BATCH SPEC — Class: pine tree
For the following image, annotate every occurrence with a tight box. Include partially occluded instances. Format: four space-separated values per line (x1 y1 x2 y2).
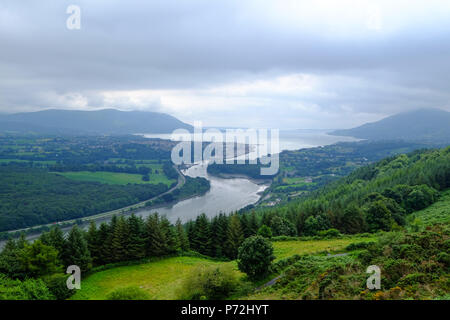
190 213 212 256
19 240 60 277
160 216 179 254
248 211 259 236
127 215 146 260
40 226 66 263
210 214 228 258
240 214 251 238
186 220 195 244
226 214 244 259
175 218 190 251
97 222 112 265
145 213 166 257
111 216 129 262
0 238 25 278
85 222 101 266
99 216 117 264
64 225 92 273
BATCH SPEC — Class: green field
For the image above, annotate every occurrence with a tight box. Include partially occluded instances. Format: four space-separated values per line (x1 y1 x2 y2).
53 170 175 186
71 257 240 300
407 189 450 227
275 182 316 191
271 237 376 261
71 237 373 300
282 177 309 184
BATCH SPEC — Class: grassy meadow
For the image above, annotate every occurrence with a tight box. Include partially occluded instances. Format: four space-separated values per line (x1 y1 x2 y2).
54 169 175 186
71 256 240 300
272 236 376 261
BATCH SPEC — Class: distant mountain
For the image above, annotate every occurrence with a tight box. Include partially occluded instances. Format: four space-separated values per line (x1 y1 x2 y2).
0 109 193 134
329 108 450 144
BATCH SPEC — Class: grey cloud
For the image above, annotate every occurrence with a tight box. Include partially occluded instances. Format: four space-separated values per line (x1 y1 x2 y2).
1 0 450 128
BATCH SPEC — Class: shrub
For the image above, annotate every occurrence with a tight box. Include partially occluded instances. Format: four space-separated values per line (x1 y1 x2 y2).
269 254 301 274
177 265 239 300
397 273 427 287
270 216 297 237
43 274 75 300
106 286 150 300
0 275 54 300
317 228 341 239
345 241 376 251
437 252 450 270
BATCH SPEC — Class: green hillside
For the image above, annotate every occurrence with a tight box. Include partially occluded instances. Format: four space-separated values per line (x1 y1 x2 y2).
407 189 450 228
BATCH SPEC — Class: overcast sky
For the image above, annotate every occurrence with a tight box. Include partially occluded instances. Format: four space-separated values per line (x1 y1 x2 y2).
1 0 450 129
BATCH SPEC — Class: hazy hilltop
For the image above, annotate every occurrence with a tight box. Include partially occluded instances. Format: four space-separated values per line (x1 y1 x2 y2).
330 108 450 144
0 109 193 134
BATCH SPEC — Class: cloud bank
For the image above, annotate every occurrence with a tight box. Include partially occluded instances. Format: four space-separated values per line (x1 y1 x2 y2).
1 0 450 128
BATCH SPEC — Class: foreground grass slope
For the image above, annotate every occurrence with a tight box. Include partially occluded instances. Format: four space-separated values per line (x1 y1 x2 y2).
247 191 450 300
71 237 373 300
71 256 236 300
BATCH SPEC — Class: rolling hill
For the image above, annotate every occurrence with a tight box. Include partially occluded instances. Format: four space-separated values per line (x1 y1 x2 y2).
330 108 450 144
0 109 193 134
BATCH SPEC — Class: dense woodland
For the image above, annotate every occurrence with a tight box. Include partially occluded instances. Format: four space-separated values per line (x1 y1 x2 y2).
0 165 170 231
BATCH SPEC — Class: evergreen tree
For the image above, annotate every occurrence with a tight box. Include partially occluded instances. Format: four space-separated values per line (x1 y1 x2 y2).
19 240 60 277
210 214 228 258
160 216 179 254
248 211 259 236
97 222 112 265
85 222 101 266
40 226 66 263
0 238 26 279
101 216 118 264
175 218 190 252
111 216 129 262
64 225 92 273
240 214 251 238
145 213 166 256
226 214 244 259
127 215 146 260
190 213 212 256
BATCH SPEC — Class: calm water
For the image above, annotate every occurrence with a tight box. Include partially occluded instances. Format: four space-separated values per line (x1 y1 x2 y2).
129 162 267 223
